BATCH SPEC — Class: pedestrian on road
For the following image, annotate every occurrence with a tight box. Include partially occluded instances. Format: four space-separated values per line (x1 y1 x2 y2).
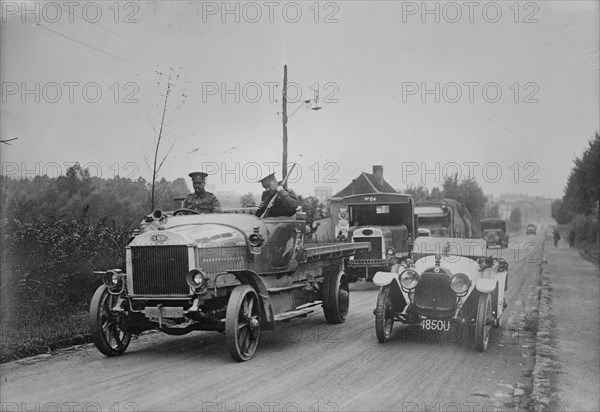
568 229 576 248
553 228 561 247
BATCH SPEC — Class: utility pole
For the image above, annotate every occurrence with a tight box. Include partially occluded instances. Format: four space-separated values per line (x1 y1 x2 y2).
282 64 288 181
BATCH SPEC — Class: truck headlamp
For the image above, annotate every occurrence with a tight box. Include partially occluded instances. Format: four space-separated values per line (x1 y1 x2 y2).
102 269 124 291
450 273 471 296
399 269 419 291
186 269 208 291
386 247 396 256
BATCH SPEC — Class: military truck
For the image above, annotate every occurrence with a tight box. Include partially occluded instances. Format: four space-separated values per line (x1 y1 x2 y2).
415 198 473 239
343 193 416 281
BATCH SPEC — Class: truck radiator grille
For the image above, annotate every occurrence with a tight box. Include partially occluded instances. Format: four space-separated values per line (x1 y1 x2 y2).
353 237 382 260
131 246 189 295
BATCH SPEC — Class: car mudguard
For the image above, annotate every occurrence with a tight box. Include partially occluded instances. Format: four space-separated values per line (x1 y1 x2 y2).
475 278 497 293
373 271 397 287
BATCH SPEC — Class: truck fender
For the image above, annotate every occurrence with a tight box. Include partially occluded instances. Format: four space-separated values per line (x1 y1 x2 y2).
229 270 275 330
476 278 497 293
373 271 397 287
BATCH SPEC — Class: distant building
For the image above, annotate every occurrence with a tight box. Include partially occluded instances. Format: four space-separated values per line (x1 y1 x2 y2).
314 186 333 202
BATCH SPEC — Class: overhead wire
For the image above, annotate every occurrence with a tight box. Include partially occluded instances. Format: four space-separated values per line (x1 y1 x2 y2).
25 17 160 73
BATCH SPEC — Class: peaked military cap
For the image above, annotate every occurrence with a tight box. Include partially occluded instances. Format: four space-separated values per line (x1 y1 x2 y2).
189 171 208 182
259 173 277 185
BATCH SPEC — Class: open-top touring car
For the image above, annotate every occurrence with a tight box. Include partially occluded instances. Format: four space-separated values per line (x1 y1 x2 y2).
90 207 369 361
372 237 508 352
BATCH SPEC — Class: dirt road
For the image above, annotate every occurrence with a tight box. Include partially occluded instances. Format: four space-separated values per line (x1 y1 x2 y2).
1 234 543 412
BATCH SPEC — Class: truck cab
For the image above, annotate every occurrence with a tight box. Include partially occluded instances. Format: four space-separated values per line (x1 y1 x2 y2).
343 193 416 280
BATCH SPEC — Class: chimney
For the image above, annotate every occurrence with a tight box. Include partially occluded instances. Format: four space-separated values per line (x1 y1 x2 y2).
373 165 384 186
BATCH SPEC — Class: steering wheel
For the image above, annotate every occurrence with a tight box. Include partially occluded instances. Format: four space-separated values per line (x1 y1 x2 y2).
172 208 200 216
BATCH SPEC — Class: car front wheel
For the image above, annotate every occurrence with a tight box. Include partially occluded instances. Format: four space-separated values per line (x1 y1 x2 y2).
375 285 394 343
89 285 132 356
475 292 492 352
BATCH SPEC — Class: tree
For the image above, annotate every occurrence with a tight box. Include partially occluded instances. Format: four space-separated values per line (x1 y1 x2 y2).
145 69 187 211
404 184 429 201
240 192 257 207
442 176 487 224
551 199 571 224
298 196 328 240
487 204 500 218
430 187 443 198
563 132 600 217
509 207 522 231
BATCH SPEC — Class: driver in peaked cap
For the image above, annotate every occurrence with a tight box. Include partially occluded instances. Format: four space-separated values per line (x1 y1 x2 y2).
255 173 299 217
182 172 222 213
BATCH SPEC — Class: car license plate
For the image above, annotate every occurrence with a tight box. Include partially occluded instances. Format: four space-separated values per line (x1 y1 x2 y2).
144 306 184 319
420 319 451 331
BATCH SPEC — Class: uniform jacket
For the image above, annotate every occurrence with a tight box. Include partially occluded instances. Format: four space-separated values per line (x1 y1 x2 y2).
182 191 222 213
255 188 299 217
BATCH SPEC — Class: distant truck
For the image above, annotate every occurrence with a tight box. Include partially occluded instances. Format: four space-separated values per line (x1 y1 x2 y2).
343 193 416 281
481 218 509 248
415 198 473 239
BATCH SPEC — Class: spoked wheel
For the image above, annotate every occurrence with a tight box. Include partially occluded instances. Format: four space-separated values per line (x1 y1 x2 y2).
375 285 394 343
475 292 493 352
89 285 132 356
322 269 350 324
226 285 261 362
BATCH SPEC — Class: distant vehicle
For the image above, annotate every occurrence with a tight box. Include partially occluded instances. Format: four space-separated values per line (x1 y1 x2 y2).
526 223 536 235
480 218 509 248
415 198 473 238
373 237 509 352
343 193 416 281
90 207 369 361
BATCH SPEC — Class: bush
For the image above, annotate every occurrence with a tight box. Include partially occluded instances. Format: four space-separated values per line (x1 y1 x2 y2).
570 214 599 244
0 209 132 361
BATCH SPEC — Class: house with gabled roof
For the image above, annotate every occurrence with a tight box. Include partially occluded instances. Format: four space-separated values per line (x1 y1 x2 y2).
315 165 398 241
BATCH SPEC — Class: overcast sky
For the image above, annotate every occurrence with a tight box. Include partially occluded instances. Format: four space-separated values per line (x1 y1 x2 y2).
1 1 598 199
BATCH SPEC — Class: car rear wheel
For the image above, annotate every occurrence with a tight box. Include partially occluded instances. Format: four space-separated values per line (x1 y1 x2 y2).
226 285 261 362
322 269 349 324
89 285 132 356
475 292 492 352
375 285 394 343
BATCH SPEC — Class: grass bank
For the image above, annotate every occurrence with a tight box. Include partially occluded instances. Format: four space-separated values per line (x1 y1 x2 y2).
1 309 90 363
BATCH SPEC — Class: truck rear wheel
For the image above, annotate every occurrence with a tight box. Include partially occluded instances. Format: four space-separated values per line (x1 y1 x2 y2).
322 269 349 324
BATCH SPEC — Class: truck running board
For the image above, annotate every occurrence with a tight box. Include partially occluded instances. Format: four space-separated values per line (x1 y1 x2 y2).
274 309 314 322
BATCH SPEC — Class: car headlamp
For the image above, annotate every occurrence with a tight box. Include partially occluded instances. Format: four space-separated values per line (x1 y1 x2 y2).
186 269 208 291
248 233 262 247
399 269 419 291
450 273 471 296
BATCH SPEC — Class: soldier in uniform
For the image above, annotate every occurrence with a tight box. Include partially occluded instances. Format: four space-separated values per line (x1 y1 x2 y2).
255 173 299 218
182 172 222 213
